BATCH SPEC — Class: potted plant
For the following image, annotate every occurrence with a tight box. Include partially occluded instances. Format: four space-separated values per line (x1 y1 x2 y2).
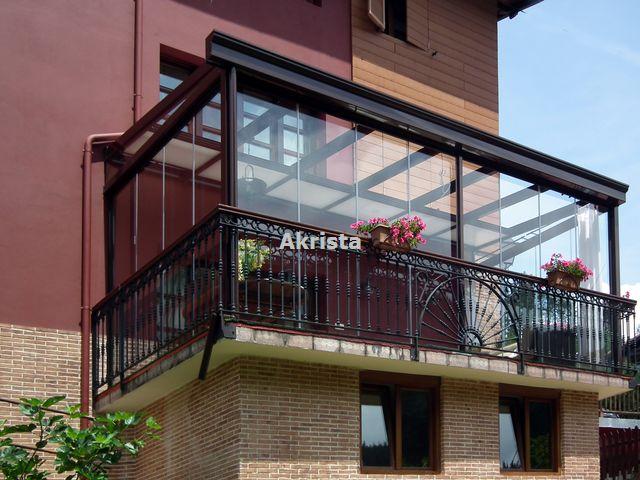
238 238 270 281
351 215 426 252
541 253 593 291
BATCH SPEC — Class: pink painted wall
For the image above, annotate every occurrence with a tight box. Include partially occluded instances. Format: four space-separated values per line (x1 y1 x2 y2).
0 1 133 331
0 0 351 331
139 0 351 114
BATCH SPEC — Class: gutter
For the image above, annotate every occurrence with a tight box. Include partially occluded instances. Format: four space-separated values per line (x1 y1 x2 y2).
81 133 123 426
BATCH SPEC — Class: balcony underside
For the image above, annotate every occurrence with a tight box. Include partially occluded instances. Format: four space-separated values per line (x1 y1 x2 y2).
95 323 631 413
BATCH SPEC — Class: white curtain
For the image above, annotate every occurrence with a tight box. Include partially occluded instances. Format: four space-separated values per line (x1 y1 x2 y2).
577 204 602 291
577 203 601 361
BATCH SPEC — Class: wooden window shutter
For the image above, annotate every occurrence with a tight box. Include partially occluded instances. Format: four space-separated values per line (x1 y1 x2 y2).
368 0 385 30
407 0 428 50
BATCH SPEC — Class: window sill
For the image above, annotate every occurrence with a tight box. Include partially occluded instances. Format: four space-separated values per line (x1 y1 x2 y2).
361 468 440 475
501 470 560 476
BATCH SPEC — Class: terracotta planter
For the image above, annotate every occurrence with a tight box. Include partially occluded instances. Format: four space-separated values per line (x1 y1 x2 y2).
370 225 411 252
546 270 581 291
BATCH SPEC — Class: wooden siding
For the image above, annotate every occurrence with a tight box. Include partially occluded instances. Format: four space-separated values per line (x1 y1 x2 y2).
352 0 499 134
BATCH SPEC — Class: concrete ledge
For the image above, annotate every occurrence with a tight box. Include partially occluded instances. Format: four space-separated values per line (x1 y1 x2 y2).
228 325 631 398
95 323 633 412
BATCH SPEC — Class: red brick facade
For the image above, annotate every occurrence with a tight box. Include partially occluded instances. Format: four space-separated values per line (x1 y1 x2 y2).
110 357 600 479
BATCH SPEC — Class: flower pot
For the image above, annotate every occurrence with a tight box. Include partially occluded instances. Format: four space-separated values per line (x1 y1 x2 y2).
546 270 581 291
370 225 411 252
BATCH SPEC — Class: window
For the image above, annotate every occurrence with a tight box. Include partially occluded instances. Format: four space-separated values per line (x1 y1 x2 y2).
160 60 222 142
384 0 407 41
499 389 558 472
360 372 439 472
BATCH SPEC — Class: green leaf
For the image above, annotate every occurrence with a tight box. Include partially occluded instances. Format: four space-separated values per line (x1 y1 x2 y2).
145 417 161 430
19 397 43 407
42 395 67 408
0 423 37 436
35 440 48 449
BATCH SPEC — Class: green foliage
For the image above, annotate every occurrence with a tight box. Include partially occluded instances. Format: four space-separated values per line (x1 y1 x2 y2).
0 396 160 480
238 238 270 281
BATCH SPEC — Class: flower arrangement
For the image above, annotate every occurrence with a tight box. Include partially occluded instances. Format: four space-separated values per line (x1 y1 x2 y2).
350 217 388 235
351 215 427 249
541 253 593 281
238 238 270 281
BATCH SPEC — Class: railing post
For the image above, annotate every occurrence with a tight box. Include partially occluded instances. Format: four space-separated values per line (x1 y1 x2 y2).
223 221 237 314
106 308 115 388
91 312 97 398
118 297 126 389
611 305 621 372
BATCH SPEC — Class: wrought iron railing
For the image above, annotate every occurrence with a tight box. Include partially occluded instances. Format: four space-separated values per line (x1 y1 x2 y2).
602 386 640 418
92 206 637 396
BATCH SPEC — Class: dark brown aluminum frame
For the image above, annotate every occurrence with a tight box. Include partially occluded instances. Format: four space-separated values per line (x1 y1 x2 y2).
359 371 441 475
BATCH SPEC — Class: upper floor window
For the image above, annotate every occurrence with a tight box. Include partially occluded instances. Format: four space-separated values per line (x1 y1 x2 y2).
160 61 191 99
499 389 558 472
384 0 407 41
160 59 222 142
360 372 439 472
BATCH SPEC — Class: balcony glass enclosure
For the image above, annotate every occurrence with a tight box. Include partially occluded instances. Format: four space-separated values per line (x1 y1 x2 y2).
108 77 613 293
93 34 635 396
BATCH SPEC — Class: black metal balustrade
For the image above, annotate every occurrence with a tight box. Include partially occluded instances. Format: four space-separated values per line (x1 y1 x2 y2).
92 206 637 396
602 387 640 418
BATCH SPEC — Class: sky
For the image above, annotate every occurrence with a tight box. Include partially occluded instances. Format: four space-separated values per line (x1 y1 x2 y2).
498 0 640 298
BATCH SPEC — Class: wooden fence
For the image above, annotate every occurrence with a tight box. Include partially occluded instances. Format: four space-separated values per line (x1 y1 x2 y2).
601 427 640 480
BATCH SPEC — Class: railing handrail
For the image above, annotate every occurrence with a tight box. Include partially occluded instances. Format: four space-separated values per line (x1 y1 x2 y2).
95 204 636 313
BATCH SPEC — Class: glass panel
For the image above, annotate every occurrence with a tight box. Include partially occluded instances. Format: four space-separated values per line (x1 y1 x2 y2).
497 176 540 275
356 130 409 222
462 158 610 291
539 190 578 269
111 181 134 286
361 386 393 467
463 161 500 264
529 401 553 470
299 114 356 231
499 399 523 470
409 144 456 256
107 81 223 290
137 164 163 268
400 390 431 468
237 90 299 221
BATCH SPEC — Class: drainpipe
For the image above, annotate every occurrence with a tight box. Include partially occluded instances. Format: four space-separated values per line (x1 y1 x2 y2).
81 133 123 426
133 0 143 121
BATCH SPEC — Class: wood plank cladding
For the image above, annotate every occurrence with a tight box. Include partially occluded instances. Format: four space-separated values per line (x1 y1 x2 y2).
352 0 499 134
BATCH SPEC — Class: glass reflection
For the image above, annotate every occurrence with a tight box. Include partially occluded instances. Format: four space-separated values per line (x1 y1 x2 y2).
361 387 393 467
400 390 430 468
236 88 457 255
529 401 553 470
109 85 222 290
463 159 610 292
499 400 522 470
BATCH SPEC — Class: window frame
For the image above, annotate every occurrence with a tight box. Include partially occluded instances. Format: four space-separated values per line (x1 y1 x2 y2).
360 371 440 474
499 385 560 474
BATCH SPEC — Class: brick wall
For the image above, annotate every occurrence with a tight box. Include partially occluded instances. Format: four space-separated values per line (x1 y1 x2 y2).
113 357 601 479
110 359 242 479
352 0 499 134
0 323 82 478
